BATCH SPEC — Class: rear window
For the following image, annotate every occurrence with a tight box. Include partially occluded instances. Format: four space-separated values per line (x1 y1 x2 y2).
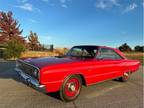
97 48 123 60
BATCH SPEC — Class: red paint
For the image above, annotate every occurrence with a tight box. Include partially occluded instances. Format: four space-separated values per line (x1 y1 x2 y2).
21 46 140 93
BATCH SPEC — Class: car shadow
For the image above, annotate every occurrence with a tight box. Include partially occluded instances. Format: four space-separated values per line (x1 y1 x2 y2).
46 92 61 100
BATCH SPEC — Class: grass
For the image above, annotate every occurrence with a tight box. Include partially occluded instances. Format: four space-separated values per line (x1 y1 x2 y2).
20 50 143 64
20 48 68 58
124 52 143 64
21 51 59 58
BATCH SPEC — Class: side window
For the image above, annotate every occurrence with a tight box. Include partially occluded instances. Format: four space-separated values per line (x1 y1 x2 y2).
82 49 91 57
71 48 82 56
97 48 123 60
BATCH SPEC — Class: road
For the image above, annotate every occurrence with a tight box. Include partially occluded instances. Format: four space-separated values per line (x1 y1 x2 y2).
0 60 143 108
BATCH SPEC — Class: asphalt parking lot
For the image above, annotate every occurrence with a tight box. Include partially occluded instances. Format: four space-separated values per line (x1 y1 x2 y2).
0 60 143 108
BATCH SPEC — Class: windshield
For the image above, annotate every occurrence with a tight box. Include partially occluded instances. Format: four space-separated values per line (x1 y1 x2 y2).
66 46 98 59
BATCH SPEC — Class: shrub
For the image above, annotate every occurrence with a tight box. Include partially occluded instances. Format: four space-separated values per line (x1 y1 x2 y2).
134 45 144 52
4 38 25 59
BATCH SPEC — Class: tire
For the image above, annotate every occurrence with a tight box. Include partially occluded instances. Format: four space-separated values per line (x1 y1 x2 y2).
119 72 131 82
60 75 82 102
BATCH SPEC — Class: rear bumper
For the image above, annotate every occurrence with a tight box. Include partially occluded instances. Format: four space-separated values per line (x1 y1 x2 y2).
15 68 46 92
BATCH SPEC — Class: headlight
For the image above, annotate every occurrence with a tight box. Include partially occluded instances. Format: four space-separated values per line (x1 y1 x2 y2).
33 69 38 77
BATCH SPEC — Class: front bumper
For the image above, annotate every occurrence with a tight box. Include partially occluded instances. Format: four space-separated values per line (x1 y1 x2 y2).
15 68 46 91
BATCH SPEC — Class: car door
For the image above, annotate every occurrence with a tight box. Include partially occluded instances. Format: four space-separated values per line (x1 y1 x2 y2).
87 47 124 84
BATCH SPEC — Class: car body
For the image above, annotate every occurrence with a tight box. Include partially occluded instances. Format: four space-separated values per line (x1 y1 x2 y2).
15 45 140 102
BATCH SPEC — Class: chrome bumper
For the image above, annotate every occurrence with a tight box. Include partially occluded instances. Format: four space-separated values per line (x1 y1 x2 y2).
15 68 45 89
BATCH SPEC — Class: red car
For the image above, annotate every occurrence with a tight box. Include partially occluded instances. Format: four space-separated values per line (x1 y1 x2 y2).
15 45 140 102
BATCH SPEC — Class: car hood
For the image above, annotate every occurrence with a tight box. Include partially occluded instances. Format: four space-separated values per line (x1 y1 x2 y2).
23 57 79 68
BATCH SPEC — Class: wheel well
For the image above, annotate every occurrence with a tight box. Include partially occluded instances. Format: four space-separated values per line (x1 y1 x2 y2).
63 74 87 86
78 74 86 86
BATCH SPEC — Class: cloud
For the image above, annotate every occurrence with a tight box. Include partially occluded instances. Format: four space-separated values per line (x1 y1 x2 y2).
95 1 107 9
41 0 49 2
123 3 137 13
15 3 33 11
59 0 72 3
60 0 66 3
61 4 68 8
59 0 72 8
95 0 120 9
29 19 38 23
109 0 119 6
15 3 40 12
18 0 28 3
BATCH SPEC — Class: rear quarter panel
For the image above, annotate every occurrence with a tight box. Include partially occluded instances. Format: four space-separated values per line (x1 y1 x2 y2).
124 60 140 73
111 49 140 75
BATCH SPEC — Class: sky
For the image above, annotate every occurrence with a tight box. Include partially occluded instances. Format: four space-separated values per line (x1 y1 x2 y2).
0 0 143 48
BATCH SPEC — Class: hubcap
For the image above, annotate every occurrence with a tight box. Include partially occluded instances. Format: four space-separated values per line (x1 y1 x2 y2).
68 83 76 92
65 78 80 97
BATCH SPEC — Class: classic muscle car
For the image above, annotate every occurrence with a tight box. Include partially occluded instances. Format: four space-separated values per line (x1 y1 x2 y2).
15 45 140 102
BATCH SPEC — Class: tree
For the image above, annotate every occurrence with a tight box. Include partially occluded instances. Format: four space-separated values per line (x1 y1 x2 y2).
50 44 54 52
118 43 132 52
28 31 41 51
4 38 25 59
0 11 26 59
0 11 25 44
134 45 144 52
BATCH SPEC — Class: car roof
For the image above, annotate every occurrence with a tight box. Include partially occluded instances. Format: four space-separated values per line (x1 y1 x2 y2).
73 45 115 50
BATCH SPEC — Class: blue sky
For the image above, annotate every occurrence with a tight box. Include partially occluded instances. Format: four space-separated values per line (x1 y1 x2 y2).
0 0 143 48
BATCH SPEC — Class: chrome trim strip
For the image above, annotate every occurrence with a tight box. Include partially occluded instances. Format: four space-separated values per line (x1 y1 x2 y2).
17 59 40 70
15 68 44 88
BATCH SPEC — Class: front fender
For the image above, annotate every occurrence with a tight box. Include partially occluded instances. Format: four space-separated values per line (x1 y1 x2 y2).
39 67 86 93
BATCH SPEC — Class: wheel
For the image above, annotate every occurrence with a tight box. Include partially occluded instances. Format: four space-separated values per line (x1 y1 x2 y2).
60 75 82 102
119 72 131 82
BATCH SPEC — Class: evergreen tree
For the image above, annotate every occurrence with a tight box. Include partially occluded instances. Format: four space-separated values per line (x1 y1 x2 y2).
118 43 132 52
